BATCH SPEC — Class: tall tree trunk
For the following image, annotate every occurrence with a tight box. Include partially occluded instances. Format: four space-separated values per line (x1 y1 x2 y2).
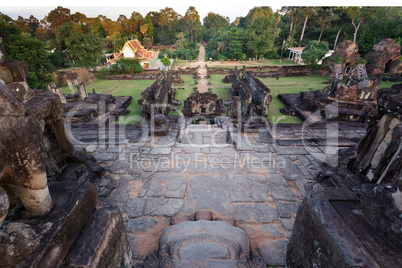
318 28 324 43
352 18 364 43
288 14 294 39
300 13 309 42
333 24 343 50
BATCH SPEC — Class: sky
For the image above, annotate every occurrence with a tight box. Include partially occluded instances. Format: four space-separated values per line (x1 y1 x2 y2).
1 0 397 23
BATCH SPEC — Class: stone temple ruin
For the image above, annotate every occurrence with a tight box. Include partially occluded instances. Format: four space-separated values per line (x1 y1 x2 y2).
0 37 131 267
287 84 402 267
1 29 402 267
278 40 401 123
138 71 181 120
182 91 226 120
225 71 272 132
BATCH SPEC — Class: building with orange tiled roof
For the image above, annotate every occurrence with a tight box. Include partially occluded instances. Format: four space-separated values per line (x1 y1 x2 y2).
106 39 159 69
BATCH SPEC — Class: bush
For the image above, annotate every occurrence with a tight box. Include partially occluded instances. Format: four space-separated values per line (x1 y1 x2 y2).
96 67 110 79
302 41 329 68
265 49 280 59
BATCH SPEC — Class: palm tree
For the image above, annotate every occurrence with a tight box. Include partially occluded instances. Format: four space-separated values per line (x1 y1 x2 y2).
175 32 186 49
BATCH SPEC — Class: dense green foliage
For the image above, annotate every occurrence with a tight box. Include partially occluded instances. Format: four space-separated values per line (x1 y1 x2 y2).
1 5 401 87
0 21 55 89
302 41 329 68
54 22 103 68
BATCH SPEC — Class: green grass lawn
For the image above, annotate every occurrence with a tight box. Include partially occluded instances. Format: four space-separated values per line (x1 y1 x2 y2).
170 75 197 115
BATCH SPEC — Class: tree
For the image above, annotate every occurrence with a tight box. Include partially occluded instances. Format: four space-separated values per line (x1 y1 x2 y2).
301 40 329 68
202 12 229 42
72 12 87 24
300 7 314 43
161 56 171 70
0 21 55 89
245 16 275 59
123 12 144 38
344 7 375 43
314 7 333 43
55 22 103 67
45 6 72 33
140 24 148 38
183 6 201 43
175 32 187 49
159 7 179 31
222 27 245 60
245 6 274 26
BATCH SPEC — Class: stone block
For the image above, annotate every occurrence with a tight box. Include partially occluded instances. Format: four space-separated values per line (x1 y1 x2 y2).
63 203 132 268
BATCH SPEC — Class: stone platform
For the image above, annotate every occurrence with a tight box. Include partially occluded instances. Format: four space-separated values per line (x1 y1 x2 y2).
67 120 366 266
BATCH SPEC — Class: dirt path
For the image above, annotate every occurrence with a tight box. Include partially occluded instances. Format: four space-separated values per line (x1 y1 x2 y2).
197 45 208 93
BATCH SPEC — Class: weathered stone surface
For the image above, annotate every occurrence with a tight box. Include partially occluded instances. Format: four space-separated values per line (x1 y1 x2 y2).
144 197 183 217
321 40 361 78
125 198 146 218
233 203 278 223
277 156 305 180
248 175 269 202
149 114 170 136
63 203 132 268
0 187 9 227
158 220 251 267
182 91 225 118
287 188 402 268
365 38 402 76
126 217 159 233
276 202 299 219
5 182 98 268
184 175 231 216
228 175 252 202
259 239 288 266
225 71 272 121
138 72 181 119
271 183 295 201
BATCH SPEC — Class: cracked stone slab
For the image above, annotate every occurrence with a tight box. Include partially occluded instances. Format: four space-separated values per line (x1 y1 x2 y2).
276 156 305 180
125 198 146 218
270 183 295 202
228 175 252 202
258 239 289 266
233 203 278 223
276 202 299 219
184 175 231 216
247 175 269 202
146 173 187 198
144 197 183 217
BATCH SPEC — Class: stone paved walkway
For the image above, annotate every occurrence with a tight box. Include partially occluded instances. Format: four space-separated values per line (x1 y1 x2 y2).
197 45 208 93
70 121 366 266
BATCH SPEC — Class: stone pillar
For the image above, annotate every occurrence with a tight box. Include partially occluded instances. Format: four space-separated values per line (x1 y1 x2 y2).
54 87 67 104
67 80 75 94
46 82 56 93
77 82 88 100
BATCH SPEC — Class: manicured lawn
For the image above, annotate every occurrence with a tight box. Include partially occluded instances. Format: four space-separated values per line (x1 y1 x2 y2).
208 74 232 102
170 75 197 115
